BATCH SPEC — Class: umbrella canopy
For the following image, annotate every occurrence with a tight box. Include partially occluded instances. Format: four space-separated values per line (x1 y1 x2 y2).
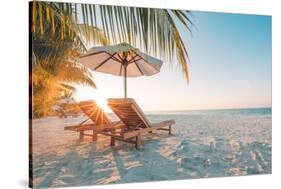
79 43 163 98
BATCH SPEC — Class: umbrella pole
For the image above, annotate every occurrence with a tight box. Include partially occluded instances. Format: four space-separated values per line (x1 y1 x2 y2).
124 63 127 99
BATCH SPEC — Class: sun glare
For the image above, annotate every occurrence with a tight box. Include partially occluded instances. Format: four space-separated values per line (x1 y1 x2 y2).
95 97 111 113
74 85 112 113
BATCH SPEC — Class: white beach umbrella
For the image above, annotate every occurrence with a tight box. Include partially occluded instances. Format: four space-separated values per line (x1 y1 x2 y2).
79 43 163 98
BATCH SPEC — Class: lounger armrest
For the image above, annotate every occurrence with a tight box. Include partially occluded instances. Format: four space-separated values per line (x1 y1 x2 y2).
64 123 96 131
150 120 175 127
122 120 176 139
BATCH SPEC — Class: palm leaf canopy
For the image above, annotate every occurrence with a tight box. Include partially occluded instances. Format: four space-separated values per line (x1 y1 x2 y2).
32 1 194 82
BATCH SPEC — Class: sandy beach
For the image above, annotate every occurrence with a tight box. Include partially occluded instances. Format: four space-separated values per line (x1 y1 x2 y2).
31 111 272 188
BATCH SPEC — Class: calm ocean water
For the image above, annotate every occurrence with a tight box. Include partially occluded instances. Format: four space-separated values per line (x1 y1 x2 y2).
146 107 272 116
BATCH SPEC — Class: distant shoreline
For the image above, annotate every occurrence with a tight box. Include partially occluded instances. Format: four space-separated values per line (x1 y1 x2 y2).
31 107 272 120
144 107 272 115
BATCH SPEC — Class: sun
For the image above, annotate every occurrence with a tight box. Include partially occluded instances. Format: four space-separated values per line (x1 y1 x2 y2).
73 85 112 113
94 97 111 113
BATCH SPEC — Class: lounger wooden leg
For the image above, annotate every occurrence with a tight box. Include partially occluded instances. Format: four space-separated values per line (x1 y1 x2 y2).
136 133 142 150
79 131 84 139
169 125 172 135
91 129 97 141
92 134 98 141
110 136 115 146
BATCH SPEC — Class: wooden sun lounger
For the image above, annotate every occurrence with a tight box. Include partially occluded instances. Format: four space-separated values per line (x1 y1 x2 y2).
64 100 124 141
107 98 176 149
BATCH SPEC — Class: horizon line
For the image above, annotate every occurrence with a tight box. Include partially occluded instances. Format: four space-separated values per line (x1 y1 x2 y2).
102 106 272 113
140 106 272 113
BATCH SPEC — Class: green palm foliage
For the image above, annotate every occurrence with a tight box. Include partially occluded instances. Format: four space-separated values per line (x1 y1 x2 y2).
31 2 108 118
31 1 193 118
32 1 193 81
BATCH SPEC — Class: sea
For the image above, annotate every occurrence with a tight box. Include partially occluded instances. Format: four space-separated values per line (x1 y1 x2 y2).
146 107 272 116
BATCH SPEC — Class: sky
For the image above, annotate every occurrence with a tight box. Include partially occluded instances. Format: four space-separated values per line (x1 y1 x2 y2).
74 10 272 112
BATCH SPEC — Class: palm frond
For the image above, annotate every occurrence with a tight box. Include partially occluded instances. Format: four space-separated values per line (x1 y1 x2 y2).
30 1 195 117
31 2 194 82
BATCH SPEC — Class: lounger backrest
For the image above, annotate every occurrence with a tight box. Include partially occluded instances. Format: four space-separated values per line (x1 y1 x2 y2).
79 100 111 127
108 98 150 129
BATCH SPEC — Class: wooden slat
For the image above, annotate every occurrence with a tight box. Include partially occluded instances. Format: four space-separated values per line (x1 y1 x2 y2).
64 124 96 131
99 132 122 138
157 128 170 131
108 99 150 128
123 120 175 139
83 133 95 137
130 104 150 128
150 120 175 127
66 122 125 134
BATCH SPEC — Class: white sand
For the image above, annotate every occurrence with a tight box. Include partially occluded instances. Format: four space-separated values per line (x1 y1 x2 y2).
31 114 271 188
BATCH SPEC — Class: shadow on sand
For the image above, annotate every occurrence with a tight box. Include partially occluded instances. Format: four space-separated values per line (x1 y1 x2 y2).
32 134 271 188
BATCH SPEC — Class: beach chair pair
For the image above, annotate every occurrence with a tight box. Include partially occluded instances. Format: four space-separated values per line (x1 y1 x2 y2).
64 98 175 149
